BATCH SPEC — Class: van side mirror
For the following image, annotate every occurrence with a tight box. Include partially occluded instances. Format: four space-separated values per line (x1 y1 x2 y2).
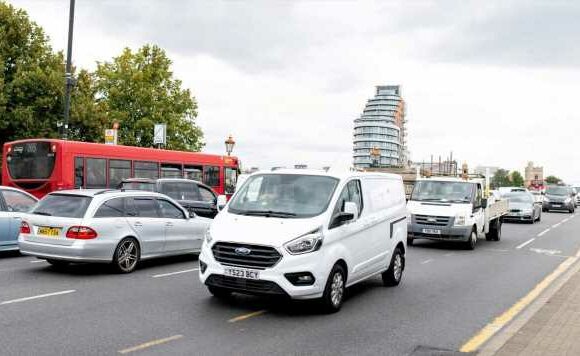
330 202 358 229
217 195 227 211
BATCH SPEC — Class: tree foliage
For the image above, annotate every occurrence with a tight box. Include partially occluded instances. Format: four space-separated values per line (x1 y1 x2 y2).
491 169 511 188
545 175 562 185
510 171 524 187
94 45 203 151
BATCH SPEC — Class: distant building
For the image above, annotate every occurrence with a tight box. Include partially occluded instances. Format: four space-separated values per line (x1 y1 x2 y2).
353 85 407 169
475 166 500 177
525 161 544 188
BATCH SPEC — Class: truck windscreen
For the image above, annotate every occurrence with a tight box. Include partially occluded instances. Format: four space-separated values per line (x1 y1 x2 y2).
411 181 474 203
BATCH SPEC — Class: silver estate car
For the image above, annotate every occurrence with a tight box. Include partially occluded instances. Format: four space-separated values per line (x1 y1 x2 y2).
18 190 210 273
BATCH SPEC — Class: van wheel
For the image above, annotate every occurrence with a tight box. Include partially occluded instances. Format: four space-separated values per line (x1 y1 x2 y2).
113 238 140 273
207 286 232 299
466 229 477 250
382 247 404 287
320 264 346 313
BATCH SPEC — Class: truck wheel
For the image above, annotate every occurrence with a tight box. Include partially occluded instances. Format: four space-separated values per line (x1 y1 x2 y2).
466 229 477 250
407 237 414 246
382 247 404 287
491 220 502 241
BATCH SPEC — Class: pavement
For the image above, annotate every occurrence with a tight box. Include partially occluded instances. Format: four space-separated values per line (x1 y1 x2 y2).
0 211 579 355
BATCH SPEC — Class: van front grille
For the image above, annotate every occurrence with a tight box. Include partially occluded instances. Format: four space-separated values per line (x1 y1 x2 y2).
414 214 450 226
211 242 282 269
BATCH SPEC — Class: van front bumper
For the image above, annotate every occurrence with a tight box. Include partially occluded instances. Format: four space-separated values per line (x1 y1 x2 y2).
198 244 327 300
407 222 472 242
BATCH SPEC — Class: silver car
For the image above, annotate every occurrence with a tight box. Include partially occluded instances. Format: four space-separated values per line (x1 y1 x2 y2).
18 190 209 273
503 192 542 223
0 187 38 252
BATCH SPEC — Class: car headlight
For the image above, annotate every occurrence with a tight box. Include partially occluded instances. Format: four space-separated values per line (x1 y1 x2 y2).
565 197 572 203
523 209 533 214
284 227 323 255
454 215 466 226
543 197 549 203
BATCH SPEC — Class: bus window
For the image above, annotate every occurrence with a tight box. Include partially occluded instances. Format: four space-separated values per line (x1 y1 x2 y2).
161 163 182 178
109 160 131 188
74 157 84 188
225 167 237 194
86 158 107 188
134 161 159 179
184 165 202 181
203 166 220 187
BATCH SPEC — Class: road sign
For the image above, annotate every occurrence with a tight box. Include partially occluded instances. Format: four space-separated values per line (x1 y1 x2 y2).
154 124 166 145
104 129 117 145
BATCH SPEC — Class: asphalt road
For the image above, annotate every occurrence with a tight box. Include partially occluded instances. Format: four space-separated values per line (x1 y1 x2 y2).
1 211 579 356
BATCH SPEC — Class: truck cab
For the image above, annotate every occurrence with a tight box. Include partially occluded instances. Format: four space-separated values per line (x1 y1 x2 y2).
407 177 505 249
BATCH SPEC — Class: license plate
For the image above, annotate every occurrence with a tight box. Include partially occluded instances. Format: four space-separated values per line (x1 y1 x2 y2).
223 267 260 280
38 227 61 237
553 204 561 208
422 228 441 235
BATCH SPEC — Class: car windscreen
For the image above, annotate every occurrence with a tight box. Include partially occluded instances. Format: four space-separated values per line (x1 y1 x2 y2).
546 187 569 196
120 182 157 192
505 193 534 203
411 181 474 203
228 174 339 218
32 194 92 218
7 141 56 179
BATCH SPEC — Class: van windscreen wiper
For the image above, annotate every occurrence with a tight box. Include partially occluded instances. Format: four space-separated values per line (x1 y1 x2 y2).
240 210 297 218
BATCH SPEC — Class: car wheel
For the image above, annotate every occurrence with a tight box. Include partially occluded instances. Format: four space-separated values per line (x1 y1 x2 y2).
113 238 140 273
320 264 346 313
382 247 404 287
207 286 232 298
466 229 477 250
46 259 70 268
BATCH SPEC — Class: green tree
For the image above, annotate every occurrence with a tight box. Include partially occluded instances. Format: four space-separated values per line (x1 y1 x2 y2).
94 45 203 150
545 175 562 185
510 171 524 187
491 169 511 188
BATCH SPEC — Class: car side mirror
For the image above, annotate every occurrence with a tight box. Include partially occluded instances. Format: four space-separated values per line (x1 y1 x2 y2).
217 195 227 211
330 202 357 229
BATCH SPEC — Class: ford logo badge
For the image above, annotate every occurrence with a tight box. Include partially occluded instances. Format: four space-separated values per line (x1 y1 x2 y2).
427 217 437 222
234 247 251 255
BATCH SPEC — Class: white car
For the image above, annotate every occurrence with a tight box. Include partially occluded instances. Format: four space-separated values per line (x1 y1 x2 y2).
19 190 210 273
199 170 408 312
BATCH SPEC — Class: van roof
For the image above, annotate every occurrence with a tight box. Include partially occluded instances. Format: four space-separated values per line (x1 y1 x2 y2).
250 168 402 181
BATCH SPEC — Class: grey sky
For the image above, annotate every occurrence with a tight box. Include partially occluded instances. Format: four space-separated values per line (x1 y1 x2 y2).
10 0 580 181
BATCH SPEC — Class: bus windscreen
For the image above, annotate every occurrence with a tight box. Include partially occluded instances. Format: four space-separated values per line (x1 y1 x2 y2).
7 142 56 179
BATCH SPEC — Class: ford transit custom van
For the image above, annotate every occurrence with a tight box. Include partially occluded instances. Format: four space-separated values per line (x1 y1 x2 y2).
198 170 407 312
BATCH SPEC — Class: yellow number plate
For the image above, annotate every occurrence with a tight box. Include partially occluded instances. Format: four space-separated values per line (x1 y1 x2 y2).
38 227 61 237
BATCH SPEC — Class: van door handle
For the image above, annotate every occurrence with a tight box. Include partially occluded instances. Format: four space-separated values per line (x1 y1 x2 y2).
134 222 143 227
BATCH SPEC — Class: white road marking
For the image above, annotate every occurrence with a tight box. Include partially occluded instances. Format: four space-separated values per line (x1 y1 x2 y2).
152 268 199 278
562 218 570 223
29 260 45 264
0 290 76 306
530 248 562 256
516 238 535 249
537 228 551 237
552 222 561 228
421 259 434 264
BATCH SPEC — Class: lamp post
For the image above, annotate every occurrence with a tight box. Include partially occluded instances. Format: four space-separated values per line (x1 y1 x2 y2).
370 147 381 168
225 135 235 156
62 0 75 140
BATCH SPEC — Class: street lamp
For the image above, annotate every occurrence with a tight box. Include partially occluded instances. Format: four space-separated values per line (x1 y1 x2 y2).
225 135 235 156
370 147 381 168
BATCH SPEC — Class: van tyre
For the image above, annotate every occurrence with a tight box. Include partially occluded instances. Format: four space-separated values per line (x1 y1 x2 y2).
466 229 477 250
382 247 404 287
113 238 140 273
207 286 232 299
320 264 346 313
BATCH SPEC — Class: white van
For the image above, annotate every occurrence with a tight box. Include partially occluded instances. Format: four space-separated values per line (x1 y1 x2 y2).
199 169 407 312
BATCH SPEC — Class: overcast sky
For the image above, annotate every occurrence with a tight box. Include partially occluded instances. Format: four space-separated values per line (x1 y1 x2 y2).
10 0 580 182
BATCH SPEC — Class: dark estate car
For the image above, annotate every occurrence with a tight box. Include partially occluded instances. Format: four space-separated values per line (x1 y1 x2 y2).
543 185 576 213
120 178 218 218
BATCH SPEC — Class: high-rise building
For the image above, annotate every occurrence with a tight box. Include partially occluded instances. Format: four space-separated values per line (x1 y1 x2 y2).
353 85 407 169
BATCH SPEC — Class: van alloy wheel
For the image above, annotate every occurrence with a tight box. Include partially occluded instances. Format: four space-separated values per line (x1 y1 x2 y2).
393 253 403 282
321 264 346 313
330 272 344 308
383 247 404 286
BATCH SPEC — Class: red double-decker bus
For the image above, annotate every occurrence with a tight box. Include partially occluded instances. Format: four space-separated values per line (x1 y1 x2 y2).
2 139 239 199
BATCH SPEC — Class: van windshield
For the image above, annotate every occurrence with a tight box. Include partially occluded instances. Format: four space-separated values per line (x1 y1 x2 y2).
228 174 339 218
411 181 474 203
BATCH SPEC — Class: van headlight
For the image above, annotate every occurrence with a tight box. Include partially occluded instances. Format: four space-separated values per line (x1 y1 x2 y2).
454 215 467 226
284 227 323 255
